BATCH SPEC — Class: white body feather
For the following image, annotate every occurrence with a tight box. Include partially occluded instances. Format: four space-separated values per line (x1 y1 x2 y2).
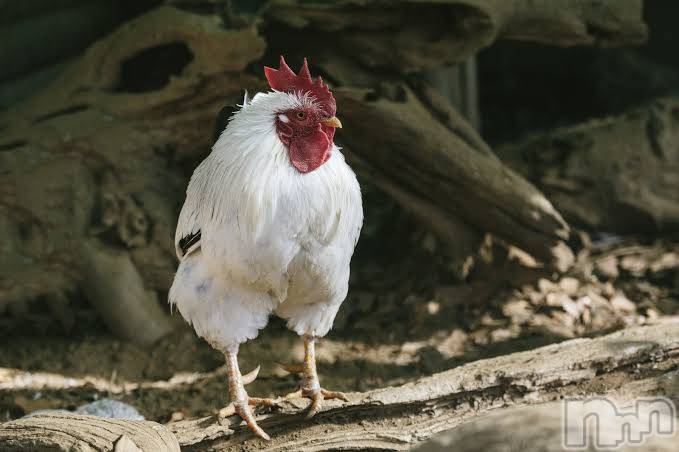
169 91 363 352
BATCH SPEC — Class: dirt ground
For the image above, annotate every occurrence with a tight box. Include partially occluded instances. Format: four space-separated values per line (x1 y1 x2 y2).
1 227 678 425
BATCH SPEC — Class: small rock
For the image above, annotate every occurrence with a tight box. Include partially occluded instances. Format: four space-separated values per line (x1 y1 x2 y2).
595 256 619 280
502 299 533 324
490 328 513 342
436 329 468 358
558 277 580 296
545 292 574 308
426 300 440 315
75 399 144 420
620 255 648 276
537 278 556 293
169 411 185 422
601 281 616 297
610 293 636 313
528 291 544 305
650 252 679 273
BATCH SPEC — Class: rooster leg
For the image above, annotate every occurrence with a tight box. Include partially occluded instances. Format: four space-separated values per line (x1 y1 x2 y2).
280 335 349 418
217 351 272 441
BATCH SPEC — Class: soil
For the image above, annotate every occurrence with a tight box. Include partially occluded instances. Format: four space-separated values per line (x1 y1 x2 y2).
1 226 678 425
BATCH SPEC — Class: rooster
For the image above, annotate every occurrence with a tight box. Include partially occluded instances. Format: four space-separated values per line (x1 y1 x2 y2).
169 56 363 439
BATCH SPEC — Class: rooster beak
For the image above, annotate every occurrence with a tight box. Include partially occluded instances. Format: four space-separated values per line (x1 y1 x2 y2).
321 116 342 128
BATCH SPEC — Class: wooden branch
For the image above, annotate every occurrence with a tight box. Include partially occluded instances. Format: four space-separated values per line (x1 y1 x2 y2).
265 0 647 73
499 96 679 233
335 85 574 271
413 399 679 452
80 240 173 346
1 324 676 450
0 412 180 452
167 323 678 450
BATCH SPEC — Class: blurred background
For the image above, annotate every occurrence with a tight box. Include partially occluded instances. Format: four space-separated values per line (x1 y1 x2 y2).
1 0 677 425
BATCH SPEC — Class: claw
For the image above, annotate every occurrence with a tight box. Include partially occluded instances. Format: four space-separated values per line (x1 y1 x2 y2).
217 399 273 440
242 365 260 385
234 402 270 441
277 362 305 374
306 392 323 419
303 389 348 418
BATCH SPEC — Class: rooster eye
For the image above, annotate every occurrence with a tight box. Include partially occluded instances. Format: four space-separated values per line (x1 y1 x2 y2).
296 111 306 120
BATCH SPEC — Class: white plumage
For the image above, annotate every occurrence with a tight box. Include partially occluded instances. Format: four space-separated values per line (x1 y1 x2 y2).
169 90 363 353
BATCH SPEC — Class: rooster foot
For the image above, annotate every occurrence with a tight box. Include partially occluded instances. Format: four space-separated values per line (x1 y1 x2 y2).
217 397 275 440
278 335 349 419
222 356 273 440
282 387 349 418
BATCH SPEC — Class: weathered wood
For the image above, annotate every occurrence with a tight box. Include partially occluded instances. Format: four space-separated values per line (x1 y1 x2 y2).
499 97 679 233
264 0 647 74
335 85 574 271
414 399 679 452
166 323 679 451
0 325 675 450
0 412 181 452
0 6 266 340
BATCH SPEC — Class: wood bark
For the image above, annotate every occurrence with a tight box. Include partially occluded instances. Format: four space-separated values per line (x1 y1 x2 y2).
0 0 648 334
1 323 676 450
499 97 679 233
0 6 267 344
0 412 181 452
264 0 647 74
413 400 679 452
169 323 679 451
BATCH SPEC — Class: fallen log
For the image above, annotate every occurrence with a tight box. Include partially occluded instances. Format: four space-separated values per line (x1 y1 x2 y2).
264 0 647 74
499 97 679 233
335 84 574 271
0 412 181 452
414 399 678 452
1 323 676 451
168 323 678 451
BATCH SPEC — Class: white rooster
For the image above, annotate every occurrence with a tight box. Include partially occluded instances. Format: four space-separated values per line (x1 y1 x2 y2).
169 56 363 439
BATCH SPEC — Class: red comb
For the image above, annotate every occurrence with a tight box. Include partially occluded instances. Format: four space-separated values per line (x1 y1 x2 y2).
264 56 336 116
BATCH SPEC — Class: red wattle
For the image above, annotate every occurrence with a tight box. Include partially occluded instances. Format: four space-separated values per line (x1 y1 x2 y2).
288 126 331 173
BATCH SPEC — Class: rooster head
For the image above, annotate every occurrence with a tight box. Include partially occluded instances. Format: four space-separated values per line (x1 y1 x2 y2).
264 56 341 173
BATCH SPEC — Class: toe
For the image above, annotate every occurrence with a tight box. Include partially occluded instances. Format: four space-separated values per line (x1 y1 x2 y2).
217 403 236 423
249 397 276 407
321 389 349 402
305 391 324 419
234 402 270 441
